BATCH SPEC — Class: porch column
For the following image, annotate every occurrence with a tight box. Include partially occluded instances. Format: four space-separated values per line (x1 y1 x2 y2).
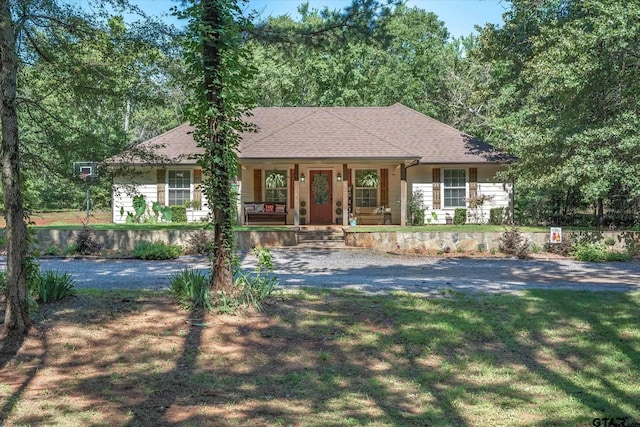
400 164 407 226
342 164 349 226
294 164 300 226
236 177 243 225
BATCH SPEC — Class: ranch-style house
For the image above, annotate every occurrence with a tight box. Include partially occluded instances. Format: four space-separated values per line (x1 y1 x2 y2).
109 103 512 226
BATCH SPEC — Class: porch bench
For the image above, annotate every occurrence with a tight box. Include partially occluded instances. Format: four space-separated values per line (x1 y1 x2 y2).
244 202 287 225
355 207 391 225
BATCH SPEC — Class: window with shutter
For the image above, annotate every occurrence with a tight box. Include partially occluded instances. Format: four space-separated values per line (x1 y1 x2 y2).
168 170 191 206
380 168 389 207
432 168 441 209
253 169 262 201
444 169 466 208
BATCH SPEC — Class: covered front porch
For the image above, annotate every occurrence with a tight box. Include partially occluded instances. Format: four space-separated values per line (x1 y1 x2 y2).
236 161 414 227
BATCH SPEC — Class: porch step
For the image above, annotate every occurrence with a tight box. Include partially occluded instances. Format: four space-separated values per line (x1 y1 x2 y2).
297 227 347 248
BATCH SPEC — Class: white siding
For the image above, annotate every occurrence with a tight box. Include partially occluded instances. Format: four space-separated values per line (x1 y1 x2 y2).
408 164 511 224
112 168 156 223
112 168 211 224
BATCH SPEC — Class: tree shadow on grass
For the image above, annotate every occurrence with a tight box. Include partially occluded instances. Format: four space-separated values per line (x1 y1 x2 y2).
2 287 639 426
0 322 47 425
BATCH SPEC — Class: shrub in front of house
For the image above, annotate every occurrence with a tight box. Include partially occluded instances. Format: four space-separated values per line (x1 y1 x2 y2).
186 229 215 255
74 224 103 255
499 227 530 258
170 205 187 223
489 207 505 225
133 240 182 260
453 208 467 225
570 241 631 262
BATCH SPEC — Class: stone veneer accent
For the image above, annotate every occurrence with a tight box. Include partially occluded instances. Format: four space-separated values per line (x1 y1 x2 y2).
13 229 639 254
29 229 298 252
344 231 638 253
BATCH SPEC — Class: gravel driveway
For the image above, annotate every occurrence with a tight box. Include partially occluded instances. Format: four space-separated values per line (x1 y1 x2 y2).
25 249 640 294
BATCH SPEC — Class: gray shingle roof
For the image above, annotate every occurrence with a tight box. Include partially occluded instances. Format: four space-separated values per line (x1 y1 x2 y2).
109 104 507 165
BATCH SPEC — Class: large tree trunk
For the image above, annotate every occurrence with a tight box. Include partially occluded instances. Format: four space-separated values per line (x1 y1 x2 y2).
597 197 604 228
1 0 30 334
202 0 233 292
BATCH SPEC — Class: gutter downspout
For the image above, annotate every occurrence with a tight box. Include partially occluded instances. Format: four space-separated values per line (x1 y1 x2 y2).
400 160 420 226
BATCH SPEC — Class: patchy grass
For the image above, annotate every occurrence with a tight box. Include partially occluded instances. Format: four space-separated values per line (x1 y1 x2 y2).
1 289 639 426
349 225 547 233
33 222 208 231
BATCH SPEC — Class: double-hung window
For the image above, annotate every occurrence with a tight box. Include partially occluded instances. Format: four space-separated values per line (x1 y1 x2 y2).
264 170 287 203
168 170 191 206
354 169 378 207
443 169 466 208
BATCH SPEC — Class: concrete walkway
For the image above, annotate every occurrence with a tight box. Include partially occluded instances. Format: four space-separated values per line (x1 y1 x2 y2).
21 250 640 294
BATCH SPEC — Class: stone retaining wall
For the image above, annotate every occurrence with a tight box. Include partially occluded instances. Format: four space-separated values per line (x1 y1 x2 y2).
30 229 298 252
14 228 640 254
345 230 638 253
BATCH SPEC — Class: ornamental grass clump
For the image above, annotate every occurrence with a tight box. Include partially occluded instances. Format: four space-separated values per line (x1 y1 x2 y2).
34 270 76 303
170 267 213 312
234 247 278 311
169 248 278 313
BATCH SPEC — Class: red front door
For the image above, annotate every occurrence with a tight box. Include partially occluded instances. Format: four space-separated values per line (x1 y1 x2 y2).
309 170 333 224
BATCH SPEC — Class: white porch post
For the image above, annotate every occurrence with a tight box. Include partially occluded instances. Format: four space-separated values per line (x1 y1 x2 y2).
342 164 349 226
400 164 407 226
236 177 243 225
294 164 300 226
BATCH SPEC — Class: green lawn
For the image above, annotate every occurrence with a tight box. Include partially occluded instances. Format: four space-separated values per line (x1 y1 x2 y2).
2 289 638 426
33 222 208 231
348 224 547 232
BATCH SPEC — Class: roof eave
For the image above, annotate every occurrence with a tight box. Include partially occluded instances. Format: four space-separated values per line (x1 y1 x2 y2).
238 155 420 163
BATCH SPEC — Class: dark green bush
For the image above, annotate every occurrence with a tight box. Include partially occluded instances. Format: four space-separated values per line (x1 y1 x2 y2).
0 271 6 296
43 245 62 256
453 208 467 225
489 207 505 225
570 242 631 262
605 252 632 262
170 205 187 223
34 270 76 303
133 240 182 260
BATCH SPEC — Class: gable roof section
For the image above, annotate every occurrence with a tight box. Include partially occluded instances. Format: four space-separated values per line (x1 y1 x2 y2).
109 104 507 165
240 107 416 160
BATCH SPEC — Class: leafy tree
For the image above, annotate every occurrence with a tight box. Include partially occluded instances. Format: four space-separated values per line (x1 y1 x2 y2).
474 0 640 225
179 0 255 292
245 3 454 117
15 11 185 211
1 0 178 335
1 0 30 334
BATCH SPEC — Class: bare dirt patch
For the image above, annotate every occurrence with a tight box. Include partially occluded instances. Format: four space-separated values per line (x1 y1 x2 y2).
0 210 111 227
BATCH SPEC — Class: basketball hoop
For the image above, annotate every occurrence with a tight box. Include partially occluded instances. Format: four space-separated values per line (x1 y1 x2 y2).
73 161 97 224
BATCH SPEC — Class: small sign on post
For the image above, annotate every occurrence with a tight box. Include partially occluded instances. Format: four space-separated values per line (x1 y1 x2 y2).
550 227 562 243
